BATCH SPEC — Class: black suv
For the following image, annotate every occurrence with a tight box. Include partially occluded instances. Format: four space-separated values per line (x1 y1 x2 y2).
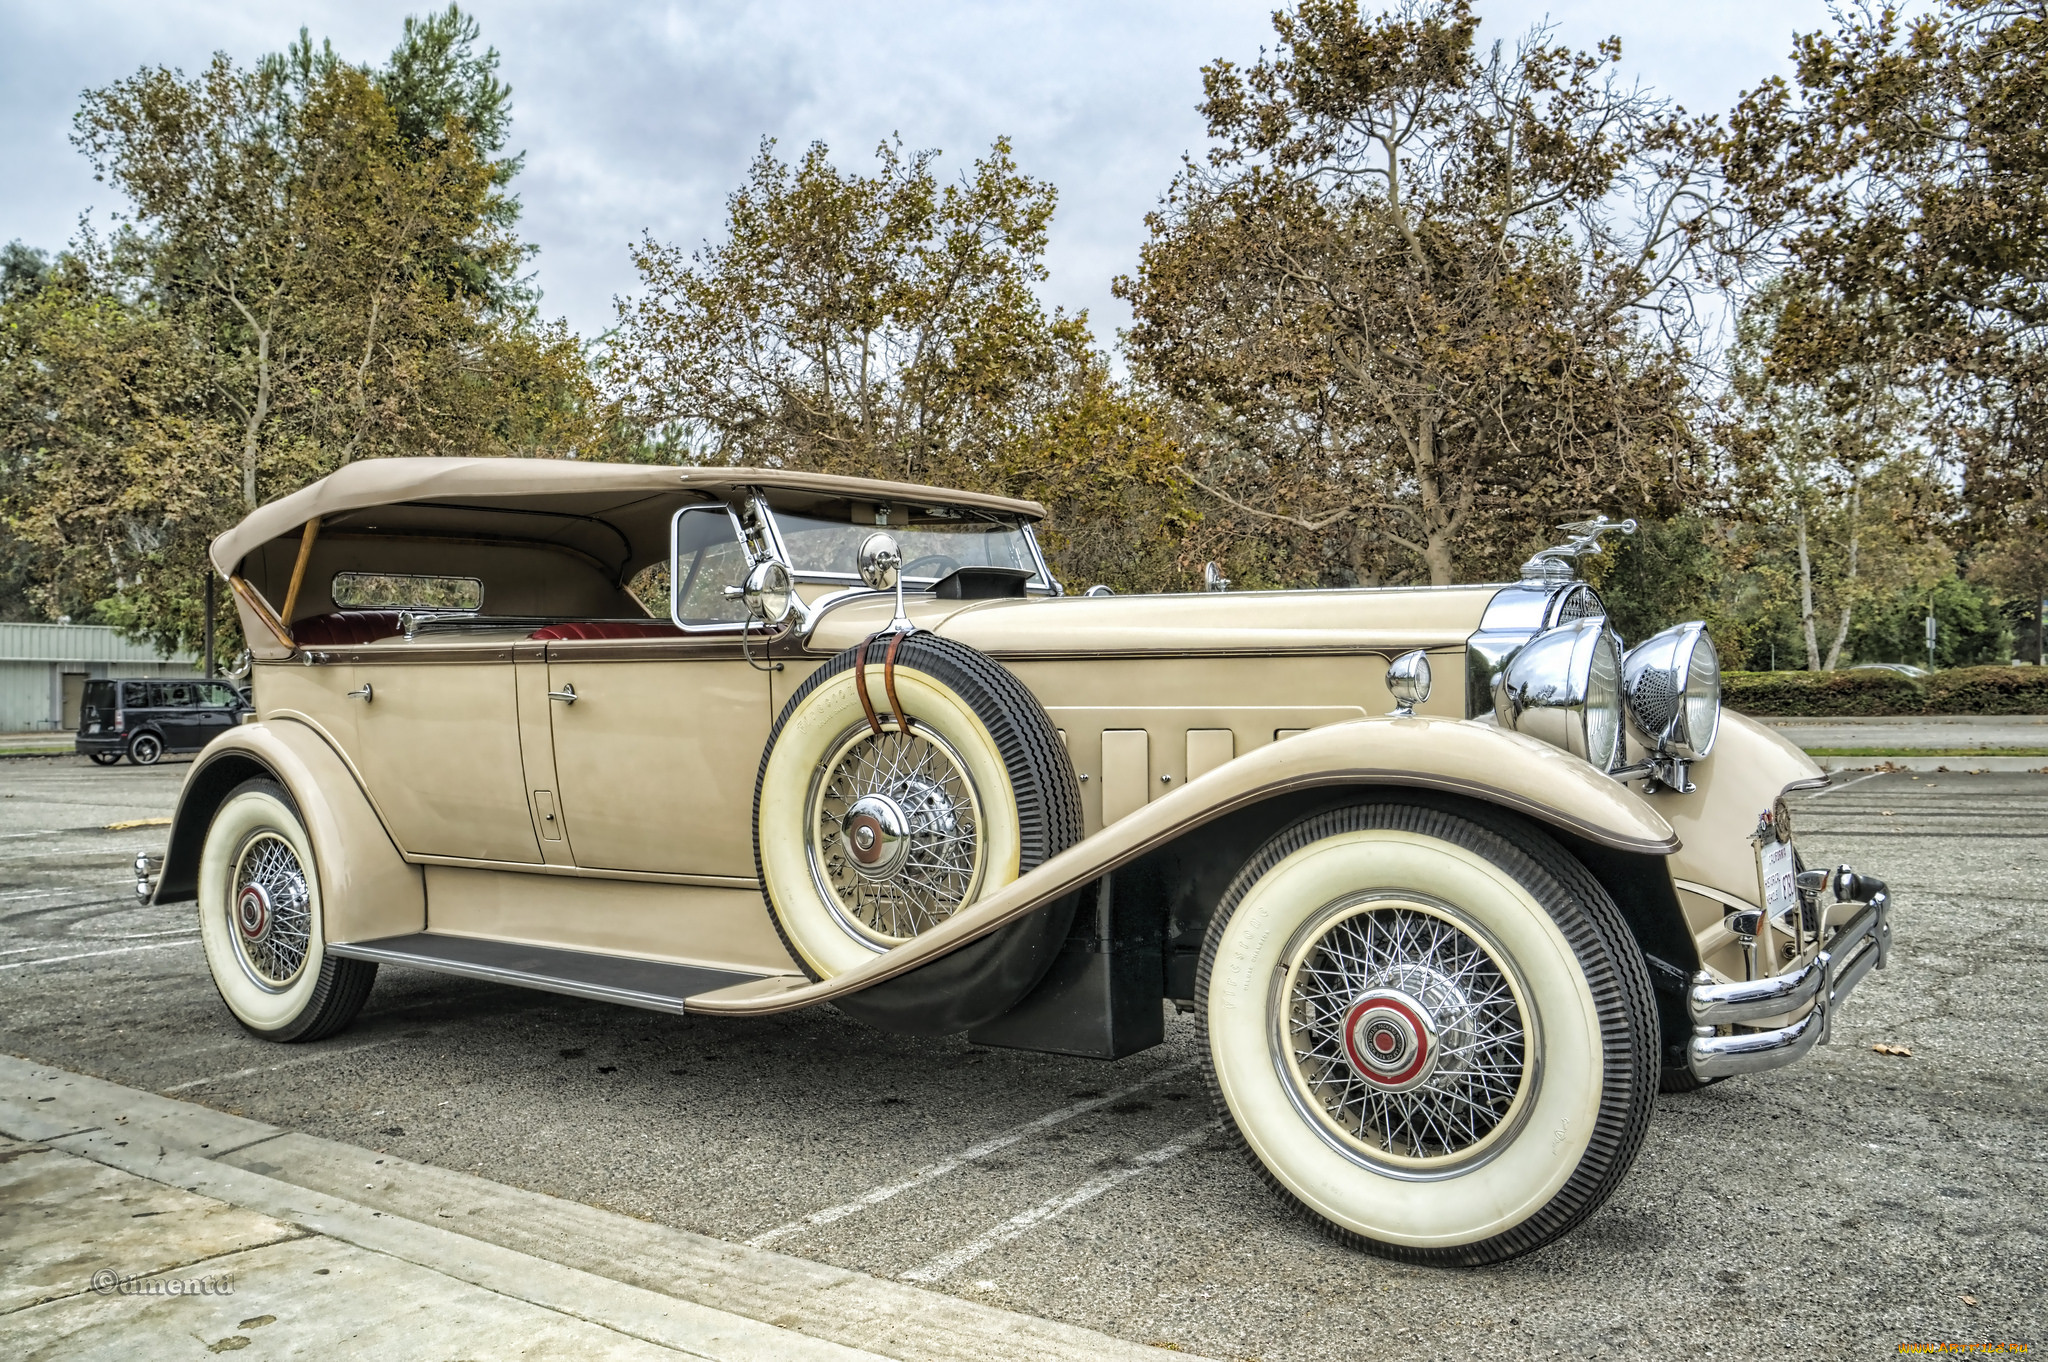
76 678 249 766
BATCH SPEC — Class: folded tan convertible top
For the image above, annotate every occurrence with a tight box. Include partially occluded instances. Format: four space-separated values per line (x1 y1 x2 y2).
209 457 1047 576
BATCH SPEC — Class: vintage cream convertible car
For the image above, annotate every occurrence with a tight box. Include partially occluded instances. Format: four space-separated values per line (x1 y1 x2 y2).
148 458 1892 1265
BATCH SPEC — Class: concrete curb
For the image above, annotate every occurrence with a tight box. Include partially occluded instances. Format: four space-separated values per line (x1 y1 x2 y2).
0 1055 1204 1362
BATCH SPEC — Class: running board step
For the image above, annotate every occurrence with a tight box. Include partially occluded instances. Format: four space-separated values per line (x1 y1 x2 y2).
327 933 798 1016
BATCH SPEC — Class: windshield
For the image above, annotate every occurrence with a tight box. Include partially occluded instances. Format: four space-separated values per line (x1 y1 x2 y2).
770 509 1046 587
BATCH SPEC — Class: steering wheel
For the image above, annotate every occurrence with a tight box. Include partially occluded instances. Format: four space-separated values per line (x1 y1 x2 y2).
900 553 962 579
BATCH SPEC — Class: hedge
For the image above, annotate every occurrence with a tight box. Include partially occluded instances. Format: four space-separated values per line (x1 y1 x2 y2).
1723 665 2048 717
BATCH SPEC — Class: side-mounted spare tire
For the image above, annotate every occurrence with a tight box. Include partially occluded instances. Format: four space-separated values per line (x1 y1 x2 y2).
753 632 1085 1036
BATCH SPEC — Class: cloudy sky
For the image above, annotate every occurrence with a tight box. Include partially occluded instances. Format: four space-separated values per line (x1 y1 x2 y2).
1 0 1829 346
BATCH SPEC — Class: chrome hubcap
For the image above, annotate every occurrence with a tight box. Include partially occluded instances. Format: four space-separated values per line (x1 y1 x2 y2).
230 833 311 990
842 794 912 880
1276 898 1534 1172
237 883 271 940
808 722 984 946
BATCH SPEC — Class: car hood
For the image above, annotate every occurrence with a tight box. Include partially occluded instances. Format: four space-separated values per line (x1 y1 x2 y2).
804 584 1503 658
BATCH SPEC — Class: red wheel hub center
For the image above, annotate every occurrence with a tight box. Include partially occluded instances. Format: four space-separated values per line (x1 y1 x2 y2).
236 884 271 941
1342 991 1433 1089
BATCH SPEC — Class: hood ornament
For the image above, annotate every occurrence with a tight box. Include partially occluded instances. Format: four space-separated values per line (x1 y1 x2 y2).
1520 516 1636 587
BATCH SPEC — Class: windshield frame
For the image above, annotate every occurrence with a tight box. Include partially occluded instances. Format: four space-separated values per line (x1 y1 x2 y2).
751 493 1057 594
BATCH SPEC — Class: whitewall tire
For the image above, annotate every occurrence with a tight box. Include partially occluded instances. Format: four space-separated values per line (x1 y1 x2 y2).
754 633 1083 1035
197 778 377 1042
1197 799 1658 1265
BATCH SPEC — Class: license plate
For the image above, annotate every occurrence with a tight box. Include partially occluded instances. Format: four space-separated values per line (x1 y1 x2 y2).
1758 836 1798 925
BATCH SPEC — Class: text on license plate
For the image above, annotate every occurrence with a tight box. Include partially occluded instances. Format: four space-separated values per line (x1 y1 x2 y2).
1759 837 1798 924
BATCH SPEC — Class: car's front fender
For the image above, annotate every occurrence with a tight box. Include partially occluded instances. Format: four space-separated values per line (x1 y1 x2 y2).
687 715 1678 1016
154 720 424 944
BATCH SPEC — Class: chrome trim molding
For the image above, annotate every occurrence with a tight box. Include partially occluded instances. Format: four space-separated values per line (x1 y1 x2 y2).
1686 872 1891 1080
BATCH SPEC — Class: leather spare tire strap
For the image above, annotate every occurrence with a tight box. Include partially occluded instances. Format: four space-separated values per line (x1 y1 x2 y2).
853 636 883 737
884 629 915 735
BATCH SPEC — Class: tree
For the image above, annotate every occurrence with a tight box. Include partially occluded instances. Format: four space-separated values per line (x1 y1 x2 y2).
0 245 233 646
0 10 598 652
604 136 1189 586
71 22 552 507
1971 523 2048 664
1719 278 1947 669
1726 0 2048 554
1118 0 1731 587
610 137 1075 483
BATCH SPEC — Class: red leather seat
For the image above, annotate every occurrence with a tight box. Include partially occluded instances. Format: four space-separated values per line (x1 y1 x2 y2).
293 611 407 645
528 620 685 641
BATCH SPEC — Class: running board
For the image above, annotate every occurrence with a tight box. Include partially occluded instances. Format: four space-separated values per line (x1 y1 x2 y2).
327 933 798 1016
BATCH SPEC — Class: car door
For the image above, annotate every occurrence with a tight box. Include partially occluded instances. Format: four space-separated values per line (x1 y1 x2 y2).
545 506 770 879
341 639 543 865
164 681 205 750
146 681 197 749
190 681 242 747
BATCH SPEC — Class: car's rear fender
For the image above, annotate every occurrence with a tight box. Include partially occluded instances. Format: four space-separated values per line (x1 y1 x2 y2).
155 720 424 943
686 715 1685 1016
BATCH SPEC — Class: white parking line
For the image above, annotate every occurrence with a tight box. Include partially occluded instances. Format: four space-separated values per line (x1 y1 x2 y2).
1801 771 1887 800
160 1038 402 1093
0 938 198 970
900 1123 1217 1283
0 927 203 957
0 829 61 839
744 1059 1199 1248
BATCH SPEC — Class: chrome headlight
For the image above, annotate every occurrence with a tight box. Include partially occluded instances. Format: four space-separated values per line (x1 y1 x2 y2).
1492 619 1625 771
1621 622 1721 760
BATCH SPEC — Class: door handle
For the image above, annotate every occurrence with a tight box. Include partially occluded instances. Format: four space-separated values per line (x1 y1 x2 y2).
346 683 373 703
548 683 577 705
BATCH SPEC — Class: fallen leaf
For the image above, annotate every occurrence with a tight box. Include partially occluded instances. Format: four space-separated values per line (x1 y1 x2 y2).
1962 1295 1979 1306
1872 1043 1914 1057
237 1316 275 1330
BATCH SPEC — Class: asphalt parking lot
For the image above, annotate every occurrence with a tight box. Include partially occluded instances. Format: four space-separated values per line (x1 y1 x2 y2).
1 753 2042 1359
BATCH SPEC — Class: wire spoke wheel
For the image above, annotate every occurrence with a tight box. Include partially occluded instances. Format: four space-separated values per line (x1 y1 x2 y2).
229 831 312 990
757 633 1083 1034
806 720 986 947
1274 894 1538 1177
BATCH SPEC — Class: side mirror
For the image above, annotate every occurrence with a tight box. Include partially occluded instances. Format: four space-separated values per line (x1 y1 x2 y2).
858 532 902 590
741 559 795 625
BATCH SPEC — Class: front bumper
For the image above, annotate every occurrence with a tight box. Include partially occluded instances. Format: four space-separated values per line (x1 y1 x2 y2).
1685 868 1892 1080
